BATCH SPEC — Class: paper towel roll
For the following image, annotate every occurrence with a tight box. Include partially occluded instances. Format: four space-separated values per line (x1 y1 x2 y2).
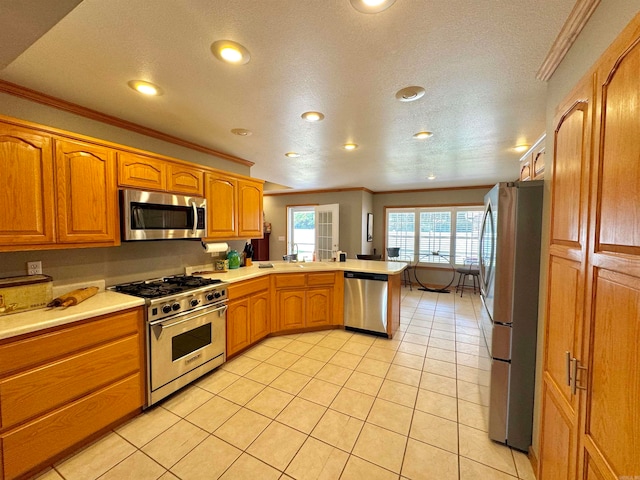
202 242 229 253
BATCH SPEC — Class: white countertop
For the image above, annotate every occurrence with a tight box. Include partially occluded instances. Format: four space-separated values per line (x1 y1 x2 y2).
0 260 406 341
0 291 145 341
194 259 408 283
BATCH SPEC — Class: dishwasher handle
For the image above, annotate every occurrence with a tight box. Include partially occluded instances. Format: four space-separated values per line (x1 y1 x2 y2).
344 271 388 282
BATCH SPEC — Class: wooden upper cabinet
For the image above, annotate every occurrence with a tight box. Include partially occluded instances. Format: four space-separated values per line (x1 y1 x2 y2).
532 144 546 179
205 172 238 238
519 161 532 182
0 124 55 246
238 179 263 238
118 153 204 196
117 152 166 191
167 163 204 196
517 134 545 182
55 139 119 245
551 100 590 247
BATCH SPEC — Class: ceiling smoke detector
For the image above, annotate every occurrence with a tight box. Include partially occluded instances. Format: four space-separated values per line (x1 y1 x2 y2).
395 86 425 102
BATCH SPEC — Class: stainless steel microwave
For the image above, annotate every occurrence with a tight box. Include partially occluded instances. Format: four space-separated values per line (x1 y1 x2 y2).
120 189 206 241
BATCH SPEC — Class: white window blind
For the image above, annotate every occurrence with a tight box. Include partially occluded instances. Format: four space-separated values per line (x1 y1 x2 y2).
386 206 483 266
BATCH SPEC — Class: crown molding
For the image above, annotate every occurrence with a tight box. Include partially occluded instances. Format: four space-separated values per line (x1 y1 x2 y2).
536 0 600 81
0 79 254 167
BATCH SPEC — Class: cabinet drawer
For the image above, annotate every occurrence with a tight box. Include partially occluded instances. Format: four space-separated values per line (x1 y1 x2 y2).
0 335 140 430
274 274 306 288
307 272 336 286
1 373 142 480
0 308 142 377
228 276 270 299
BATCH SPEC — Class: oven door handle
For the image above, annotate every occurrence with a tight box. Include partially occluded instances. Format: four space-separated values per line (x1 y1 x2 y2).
153 304 227 339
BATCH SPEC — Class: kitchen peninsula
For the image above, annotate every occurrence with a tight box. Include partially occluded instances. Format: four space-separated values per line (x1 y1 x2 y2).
194 259 407 358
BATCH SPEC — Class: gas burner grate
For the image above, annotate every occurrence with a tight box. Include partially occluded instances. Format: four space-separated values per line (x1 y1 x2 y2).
112 275 224 299
163 276 223 287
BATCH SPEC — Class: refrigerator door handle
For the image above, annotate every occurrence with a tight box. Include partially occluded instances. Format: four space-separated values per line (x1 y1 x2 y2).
488 359 510 444
492 324 512 361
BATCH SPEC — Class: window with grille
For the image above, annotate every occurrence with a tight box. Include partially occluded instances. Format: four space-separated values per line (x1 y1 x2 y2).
385 206 483 266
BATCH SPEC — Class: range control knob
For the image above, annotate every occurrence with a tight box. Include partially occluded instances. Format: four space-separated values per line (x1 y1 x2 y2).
171 302 181 311
214 291 221 299
190 298 199 307
162 304 172 314
205 292 215 301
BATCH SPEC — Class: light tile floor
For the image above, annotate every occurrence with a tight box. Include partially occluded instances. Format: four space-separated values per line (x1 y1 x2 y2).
34 290 536 480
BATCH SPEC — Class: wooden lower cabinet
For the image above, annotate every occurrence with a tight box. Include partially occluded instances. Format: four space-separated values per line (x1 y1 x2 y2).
0 307 145 479
227 277 270 358
227 297 251 355
306 288 332 327
272 272 339 332
278 289 306 330
250 291 270 343
538 13 640 480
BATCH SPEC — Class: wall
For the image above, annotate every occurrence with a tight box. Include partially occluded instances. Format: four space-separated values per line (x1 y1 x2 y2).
263 186 489 287
373 186 490 287
0 95 252 286
0 93 248 175
263 190 369 261
531 0 640 458
1 240 243 286
361 191 374 255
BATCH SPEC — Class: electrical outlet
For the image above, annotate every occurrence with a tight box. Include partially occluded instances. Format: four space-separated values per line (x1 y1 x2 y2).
27 261 42 275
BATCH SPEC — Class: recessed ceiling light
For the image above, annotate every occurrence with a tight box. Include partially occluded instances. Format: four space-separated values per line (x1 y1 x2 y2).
350 0 396 13
231 128 252 136
285 152 300 158
427 174 436 180
211 40 251 65
413 131 433 139
343 143 358 151
514 144 530 153
395 86 426 102
301 111 325 122
128 80 163 96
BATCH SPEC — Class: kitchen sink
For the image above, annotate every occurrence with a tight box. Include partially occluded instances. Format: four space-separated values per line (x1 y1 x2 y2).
272 262 331 270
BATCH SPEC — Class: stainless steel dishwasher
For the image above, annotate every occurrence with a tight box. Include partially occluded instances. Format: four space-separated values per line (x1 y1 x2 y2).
343 271 388 336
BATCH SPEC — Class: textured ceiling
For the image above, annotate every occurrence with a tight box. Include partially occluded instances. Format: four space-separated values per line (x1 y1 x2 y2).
0 0 576 192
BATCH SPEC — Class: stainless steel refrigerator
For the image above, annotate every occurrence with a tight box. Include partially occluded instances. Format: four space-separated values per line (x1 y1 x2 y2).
478 180 543 452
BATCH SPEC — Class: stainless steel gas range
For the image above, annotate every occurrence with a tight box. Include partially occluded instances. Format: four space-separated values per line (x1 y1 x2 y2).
111 275 227 407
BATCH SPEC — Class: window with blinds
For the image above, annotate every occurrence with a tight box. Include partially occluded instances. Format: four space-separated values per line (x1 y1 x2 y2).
385 206 483 266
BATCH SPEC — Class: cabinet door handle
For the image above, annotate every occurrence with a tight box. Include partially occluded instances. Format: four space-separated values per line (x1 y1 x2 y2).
565 351 572 387
570 357 588 395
